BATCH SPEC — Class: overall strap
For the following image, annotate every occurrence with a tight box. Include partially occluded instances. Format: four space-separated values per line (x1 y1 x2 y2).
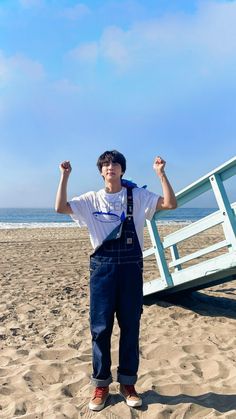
126 187 133 218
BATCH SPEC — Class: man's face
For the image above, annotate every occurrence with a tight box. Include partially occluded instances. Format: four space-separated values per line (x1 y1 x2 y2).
101 160 123 182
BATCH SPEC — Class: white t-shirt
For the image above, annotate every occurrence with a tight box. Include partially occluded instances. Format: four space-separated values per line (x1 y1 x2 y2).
69 187 159 250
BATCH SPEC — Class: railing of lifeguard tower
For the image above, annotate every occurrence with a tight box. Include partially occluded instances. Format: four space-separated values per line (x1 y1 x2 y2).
144 156 236 289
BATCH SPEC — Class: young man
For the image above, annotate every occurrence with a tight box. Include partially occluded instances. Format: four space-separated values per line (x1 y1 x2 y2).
55 150 177 411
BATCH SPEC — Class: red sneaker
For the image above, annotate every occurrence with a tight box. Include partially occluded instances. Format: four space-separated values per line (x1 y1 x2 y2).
89 386 109 411
119 384 142 407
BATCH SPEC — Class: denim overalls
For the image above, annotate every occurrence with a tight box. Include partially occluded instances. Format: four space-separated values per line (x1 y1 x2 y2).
89 187 143 386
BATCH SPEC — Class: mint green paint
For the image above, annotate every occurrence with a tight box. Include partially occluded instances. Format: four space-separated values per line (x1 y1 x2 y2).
143 156 236 296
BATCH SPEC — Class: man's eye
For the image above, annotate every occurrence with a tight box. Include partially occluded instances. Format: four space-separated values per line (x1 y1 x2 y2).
102 161 119 167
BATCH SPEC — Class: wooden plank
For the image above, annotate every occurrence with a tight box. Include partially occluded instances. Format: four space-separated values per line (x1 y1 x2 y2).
171 251 236 286
170 244 181 271
148 271 236 296
210 174 236 250
169 240 228 268
143 247 155 258
143 251 236 296
143 278 169 295
162 209 225 248
146 219 173 287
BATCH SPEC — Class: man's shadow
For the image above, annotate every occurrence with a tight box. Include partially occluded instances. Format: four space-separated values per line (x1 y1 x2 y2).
109 391 236 413
144 288 236 320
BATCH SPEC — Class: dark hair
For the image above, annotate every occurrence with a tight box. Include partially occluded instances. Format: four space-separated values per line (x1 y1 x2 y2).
97 150 126 176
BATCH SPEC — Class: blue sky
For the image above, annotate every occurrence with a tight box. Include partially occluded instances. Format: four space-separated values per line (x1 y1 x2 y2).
0 0 235 207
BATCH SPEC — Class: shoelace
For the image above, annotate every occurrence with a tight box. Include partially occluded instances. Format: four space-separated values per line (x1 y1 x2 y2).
94 386 107 398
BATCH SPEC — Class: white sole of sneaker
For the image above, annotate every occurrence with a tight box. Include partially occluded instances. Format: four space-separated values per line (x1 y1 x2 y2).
88 395 109 411
119 392 142 407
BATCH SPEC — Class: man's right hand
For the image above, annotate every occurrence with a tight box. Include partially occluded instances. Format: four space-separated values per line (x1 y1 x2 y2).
55 161 73 214
60 160 72 175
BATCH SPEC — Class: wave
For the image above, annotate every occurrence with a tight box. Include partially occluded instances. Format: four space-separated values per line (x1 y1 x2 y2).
0 220 192 229
0 222 77 229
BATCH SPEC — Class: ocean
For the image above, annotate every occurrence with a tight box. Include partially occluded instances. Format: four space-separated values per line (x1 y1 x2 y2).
0 208 217 229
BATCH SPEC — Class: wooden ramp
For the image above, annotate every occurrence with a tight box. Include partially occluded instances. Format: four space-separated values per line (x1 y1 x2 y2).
143 156 236 297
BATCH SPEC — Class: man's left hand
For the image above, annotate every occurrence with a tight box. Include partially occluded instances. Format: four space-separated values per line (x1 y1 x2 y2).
153 156 166 176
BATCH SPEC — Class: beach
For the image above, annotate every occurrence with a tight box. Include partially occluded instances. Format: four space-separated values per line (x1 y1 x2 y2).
0 226 236 418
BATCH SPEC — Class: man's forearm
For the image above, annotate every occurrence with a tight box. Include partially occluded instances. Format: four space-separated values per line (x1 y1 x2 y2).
55 175 69 212
157 171 177 209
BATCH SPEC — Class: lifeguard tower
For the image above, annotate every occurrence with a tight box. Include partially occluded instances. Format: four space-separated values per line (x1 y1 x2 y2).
143 156 236 296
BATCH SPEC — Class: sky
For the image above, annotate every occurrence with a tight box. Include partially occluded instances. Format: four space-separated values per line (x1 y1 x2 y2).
0 0 236 208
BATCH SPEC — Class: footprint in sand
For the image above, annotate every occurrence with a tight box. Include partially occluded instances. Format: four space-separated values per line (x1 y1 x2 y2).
192 359 229 381
0 355 14 368
36 347 78 361
179 359 196 372
23 363 62 388
16 349 29 356
0 384 13 396
0 402 17 419
62 380 82 398
0 368 9 377
13 401 27 416
182 343 217 356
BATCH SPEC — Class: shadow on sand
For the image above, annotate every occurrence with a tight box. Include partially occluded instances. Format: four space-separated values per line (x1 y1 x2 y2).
108 391 236 413
140 390 236 413
144 288 236 320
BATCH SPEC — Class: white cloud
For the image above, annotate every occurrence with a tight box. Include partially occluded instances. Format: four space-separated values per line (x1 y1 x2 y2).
19 0 43 8
194 1 236 55
10 54 45 80
69 26 134 72
52 78 81 94
69 42 99 63
0 52 8 85
100 26 131 70
0 99 6 122
68 1 236 72
0 51 45 87
60 3 90 20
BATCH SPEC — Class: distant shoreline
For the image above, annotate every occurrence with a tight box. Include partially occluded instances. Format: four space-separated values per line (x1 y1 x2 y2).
0 207 218 229
0 220 192 230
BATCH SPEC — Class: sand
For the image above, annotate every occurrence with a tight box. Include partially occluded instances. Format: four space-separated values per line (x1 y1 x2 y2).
0 226 236 418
